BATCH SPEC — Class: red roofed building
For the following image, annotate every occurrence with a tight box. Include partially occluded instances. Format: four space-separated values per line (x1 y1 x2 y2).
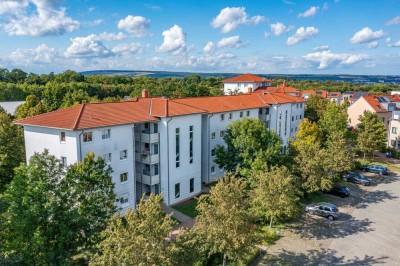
222 73 272 94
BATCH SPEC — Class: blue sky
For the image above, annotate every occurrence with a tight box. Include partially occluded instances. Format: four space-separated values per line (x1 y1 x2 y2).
0 0 399 75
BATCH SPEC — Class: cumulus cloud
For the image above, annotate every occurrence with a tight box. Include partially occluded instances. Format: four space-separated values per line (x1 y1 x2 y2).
211 7 265 33
350 27 384 44
118 15 150 37
298 6 319 18
98 32 126 41
9 43 57 65
287 26 319 45
270 22 294 36
157 25 187 55
386 16 400 26
84 19 103 27
111 43 145 54
367 41 378 49
0 0 79 37
203 41 215 54
303 50 367 69
65 34 116 58
313 45 329 51
217 36 244 48
388 40 400 47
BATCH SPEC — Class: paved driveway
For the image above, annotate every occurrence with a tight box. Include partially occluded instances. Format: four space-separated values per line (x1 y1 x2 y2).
323 174 400 265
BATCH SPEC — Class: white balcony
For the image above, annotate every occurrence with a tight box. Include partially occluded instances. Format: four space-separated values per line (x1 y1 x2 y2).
135 151 159 164
135 132 159 143
136 172 160 185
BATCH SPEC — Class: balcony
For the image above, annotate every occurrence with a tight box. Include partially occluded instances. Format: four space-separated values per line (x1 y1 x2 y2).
136 171 160 185
135 132 159 143
135 151 160 164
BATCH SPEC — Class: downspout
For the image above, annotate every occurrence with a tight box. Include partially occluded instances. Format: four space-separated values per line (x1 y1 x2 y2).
132 124 136 205
166 117 173 205
207 113 214 183
78 130 84 161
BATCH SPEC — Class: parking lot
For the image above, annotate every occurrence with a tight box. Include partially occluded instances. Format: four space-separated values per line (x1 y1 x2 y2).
256 171 400 265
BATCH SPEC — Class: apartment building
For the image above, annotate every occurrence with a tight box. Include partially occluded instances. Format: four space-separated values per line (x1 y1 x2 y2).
16 75 305 210
222 73 272 94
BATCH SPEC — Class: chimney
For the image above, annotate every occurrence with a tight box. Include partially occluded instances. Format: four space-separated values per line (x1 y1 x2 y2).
283 80 287 87
141 89 149 98
247 87 252 94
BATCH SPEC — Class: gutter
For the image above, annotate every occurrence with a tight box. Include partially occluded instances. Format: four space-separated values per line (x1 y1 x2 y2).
166 117 172 205
78 130 84 161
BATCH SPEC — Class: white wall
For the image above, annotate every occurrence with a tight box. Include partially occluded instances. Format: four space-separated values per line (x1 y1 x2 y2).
159 114 203 206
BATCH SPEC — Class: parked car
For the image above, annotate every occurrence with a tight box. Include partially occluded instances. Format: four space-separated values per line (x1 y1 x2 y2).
305 202 340 221
324 185 350 198
343 172 371 186
360 165 388 175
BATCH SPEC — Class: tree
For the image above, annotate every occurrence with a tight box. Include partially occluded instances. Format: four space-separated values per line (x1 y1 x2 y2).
15 95 46 119
194 174 257 266
304 95 329 122
292 119 322 150
0 109 25 191
251 167 301 228
90 194 175 265
318 102 348 139
0 151 116 264
215 118 282 177
356 111 387 158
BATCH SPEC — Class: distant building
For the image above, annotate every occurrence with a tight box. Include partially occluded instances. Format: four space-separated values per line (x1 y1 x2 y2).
349 91 369 105
0 101 25 115
222 73 272 94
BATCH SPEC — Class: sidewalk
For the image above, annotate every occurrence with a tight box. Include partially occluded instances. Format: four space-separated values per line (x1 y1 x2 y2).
163 204 195 240
373 152 400 165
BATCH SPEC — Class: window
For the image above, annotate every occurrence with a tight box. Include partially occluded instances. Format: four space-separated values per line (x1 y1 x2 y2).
120 173 128 183
300 103 303 108
265 108 269 115
238 83 242 87
240 111 243 118
120 194 129 205
296 115 298 120
154 164 159 175
83 132 92 142
60 132 66 143
211 132 216 139
246 111 250 116
244 83 248 88
61 156 67 167
392 127 397 134
299 115 302 119
189 125 193 164
175 183 180 198
102 129 111 140
391 140 397 147
259 108 263 114
211 166 215 174
176 128 180 168
153 123 158 133
228 113 233 119
144 122 149 130
211 148 216 157
103 153 112 164
279 111 282 120
220 114 225 121
292 116 294 122
220 130 225 138
120 150 127 160
266 121 270 128
190 178 194 193
153 143 159 155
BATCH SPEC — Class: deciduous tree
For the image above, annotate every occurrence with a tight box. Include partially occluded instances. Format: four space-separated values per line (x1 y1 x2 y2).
356 111 387 158
15 94 46 119
304 95 329 122
318 102 348 139
292 119 322 150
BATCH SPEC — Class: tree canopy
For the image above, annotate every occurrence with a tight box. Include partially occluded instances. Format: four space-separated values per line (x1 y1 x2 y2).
356 111 387 158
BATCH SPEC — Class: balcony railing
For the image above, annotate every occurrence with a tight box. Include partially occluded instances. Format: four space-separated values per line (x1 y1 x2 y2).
136 171 160 185
135 151 159 164
135 132 159 143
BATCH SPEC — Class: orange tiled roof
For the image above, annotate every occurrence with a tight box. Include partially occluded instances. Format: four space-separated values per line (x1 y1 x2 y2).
327 92 341 98
362 95 392 112
300 90 328 99
222 73 272 83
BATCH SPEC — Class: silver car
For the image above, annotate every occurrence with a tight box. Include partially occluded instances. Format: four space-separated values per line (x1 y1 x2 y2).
306 202 340 221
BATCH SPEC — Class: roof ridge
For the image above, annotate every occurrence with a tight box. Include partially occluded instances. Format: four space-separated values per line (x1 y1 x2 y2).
73 103 86 130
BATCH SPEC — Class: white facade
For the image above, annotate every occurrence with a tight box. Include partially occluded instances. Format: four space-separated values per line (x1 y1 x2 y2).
223 81 272 95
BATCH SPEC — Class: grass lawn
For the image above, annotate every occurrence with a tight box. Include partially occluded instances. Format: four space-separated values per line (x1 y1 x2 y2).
172 198 199 218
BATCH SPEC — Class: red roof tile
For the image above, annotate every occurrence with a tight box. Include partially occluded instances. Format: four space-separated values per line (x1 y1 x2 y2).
362 95 392 112
222 73 272 83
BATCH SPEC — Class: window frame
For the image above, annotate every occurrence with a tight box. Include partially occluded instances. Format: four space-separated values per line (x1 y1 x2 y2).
190 178 194 193
120 150 128 160
60 132 66 143
102 129 111 140
120 172 128 183
83 131 93 143
175 183 180 199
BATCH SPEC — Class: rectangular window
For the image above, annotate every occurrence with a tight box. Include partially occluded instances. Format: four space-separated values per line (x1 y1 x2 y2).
83 132 92 142
300 103 303 108
300 115 302 119
120 194 129 205
153 123 158 133
153 143 159 155
176 128 180 168
240 111 243 118
391 140 397 148
61 156 67 167
238 83 242 87
103 153 112 164
211 166 215 174
120 172 128 183
266 121 270 129
246 111 250 116
154 164 159 175
220 114 225 121
220 130 225 138
265 108 269 115
392 127 397 134
144 123 149 130
189 125 193 164
382 117 385 123
102 129 111 140
292 116 294 121
175 183 180 198
190 178 194 193
228 113 233 119
211 148 216 157
211 132 216 139
60 132 66 143
259 108 263 114
120 150 127 160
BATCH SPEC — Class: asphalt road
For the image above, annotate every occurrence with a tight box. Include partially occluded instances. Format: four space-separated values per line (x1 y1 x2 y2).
325 174 400 265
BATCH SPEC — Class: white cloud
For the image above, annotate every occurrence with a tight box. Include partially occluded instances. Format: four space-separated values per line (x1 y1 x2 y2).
98 32 126 41
313 45 329 51
9 43 57 65
303 50 367 69
367 41 378 49
65 34 115 58
386 16 400 26
217 36 244 48
287 26 319 45
203 41 215 54
157 25 187 55
298 6 319 18
270 22 294 36
350 27 384 44
85 19 103 27
386 37 392 43
111 43 145 54
388 40 400 47
118 15 150 37
211 7 265 33
0 0 80 37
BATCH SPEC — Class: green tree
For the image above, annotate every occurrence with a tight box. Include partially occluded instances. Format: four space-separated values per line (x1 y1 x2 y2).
292 119 322 150
15 95 46 119
215 118 282 177
0 109 25 191
90 194 175 266
304 95 329 122
318 102 348 139
194 174 257 266
0 151 116 264
251 167 301 228
356 111 387 158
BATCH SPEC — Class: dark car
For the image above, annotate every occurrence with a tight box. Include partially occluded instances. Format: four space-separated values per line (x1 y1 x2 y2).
360 165 388 175
343 172 371 186
324 185 350 198
305 202 340 221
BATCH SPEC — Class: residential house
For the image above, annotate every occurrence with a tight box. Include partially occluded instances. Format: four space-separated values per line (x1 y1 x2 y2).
222 73 272 94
